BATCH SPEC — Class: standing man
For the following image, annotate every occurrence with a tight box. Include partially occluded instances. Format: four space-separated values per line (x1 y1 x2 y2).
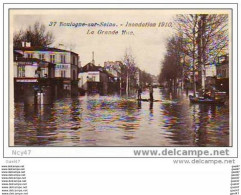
149 84 154 102
137 85 142 100
210 85 216 100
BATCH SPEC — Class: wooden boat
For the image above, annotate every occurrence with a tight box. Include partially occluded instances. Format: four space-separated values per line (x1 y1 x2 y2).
189 95 225 105
137 99 161 102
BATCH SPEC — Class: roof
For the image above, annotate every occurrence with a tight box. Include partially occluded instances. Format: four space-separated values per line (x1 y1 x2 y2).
81 63 103 72
80 63 116 78
14 46 79 56
14 50 24 56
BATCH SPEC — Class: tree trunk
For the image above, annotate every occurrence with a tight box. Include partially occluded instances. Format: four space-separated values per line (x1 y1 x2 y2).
126 71 129 96
192 39 196 97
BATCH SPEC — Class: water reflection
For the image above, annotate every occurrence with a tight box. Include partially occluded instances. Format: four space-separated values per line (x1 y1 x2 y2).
14 89 229 146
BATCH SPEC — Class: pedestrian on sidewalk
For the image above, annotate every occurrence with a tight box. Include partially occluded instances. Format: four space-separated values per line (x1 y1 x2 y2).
149 84 154 102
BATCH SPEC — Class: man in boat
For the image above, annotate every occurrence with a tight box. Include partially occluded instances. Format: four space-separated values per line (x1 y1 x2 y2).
210 86 216 100
204 89 211 99
149 84 154 102
137 85 142 100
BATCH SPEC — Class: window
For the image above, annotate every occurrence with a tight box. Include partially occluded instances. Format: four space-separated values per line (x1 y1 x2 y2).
27 53 33 58
61 55 66 63
73 70 76 80
222 69 226 78
61 70 66 78
17 65 25 77
41 68 48 78
88 76 96 82
50 55 55 63
39 54 45 61
74 56 78 65
71 55 77 65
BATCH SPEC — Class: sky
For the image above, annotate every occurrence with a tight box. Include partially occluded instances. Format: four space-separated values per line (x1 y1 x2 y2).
11 9 176 76
10 9 230 76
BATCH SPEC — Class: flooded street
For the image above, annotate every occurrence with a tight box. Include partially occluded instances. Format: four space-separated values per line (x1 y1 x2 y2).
14 89 230 146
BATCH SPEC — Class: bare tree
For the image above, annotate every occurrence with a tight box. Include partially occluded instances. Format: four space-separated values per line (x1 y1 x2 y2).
159 36 183 89
122 48 137 96
174 14 199 95
199 14 228 65
14 21 54 47
174 14 229 95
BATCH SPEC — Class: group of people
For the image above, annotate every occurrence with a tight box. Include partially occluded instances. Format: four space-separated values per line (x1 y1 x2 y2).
137 84 154 102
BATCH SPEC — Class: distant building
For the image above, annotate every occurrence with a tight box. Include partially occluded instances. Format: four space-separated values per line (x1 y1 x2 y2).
78 63 116 94
205 64 216 77
151 74 159 87
216 54 229 93
104 61 127 92
204 64 217 88
104 61 122 80
216 55 229 79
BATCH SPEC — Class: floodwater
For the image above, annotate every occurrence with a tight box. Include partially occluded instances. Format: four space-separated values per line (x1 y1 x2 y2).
14 89 230 146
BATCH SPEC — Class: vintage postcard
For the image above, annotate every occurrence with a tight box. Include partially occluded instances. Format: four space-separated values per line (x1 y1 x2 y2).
9 8 232 147
1 4 240 195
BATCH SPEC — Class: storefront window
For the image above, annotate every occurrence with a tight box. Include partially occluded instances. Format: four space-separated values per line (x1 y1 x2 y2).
17 65 25 77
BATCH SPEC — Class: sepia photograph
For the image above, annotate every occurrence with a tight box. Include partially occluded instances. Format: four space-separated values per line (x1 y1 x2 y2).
9 9 231 147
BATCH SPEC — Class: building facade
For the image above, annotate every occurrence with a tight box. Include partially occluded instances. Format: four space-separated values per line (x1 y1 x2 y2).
14 46 79 95
216 54 229 93
104 61 122 80
78 63 116 94
216 55 229 79
13 50 56 104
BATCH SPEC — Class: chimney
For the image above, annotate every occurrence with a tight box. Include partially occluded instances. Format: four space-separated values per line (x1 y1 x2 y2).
25 42 31 47
92 51 95 65
22 41 26 48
